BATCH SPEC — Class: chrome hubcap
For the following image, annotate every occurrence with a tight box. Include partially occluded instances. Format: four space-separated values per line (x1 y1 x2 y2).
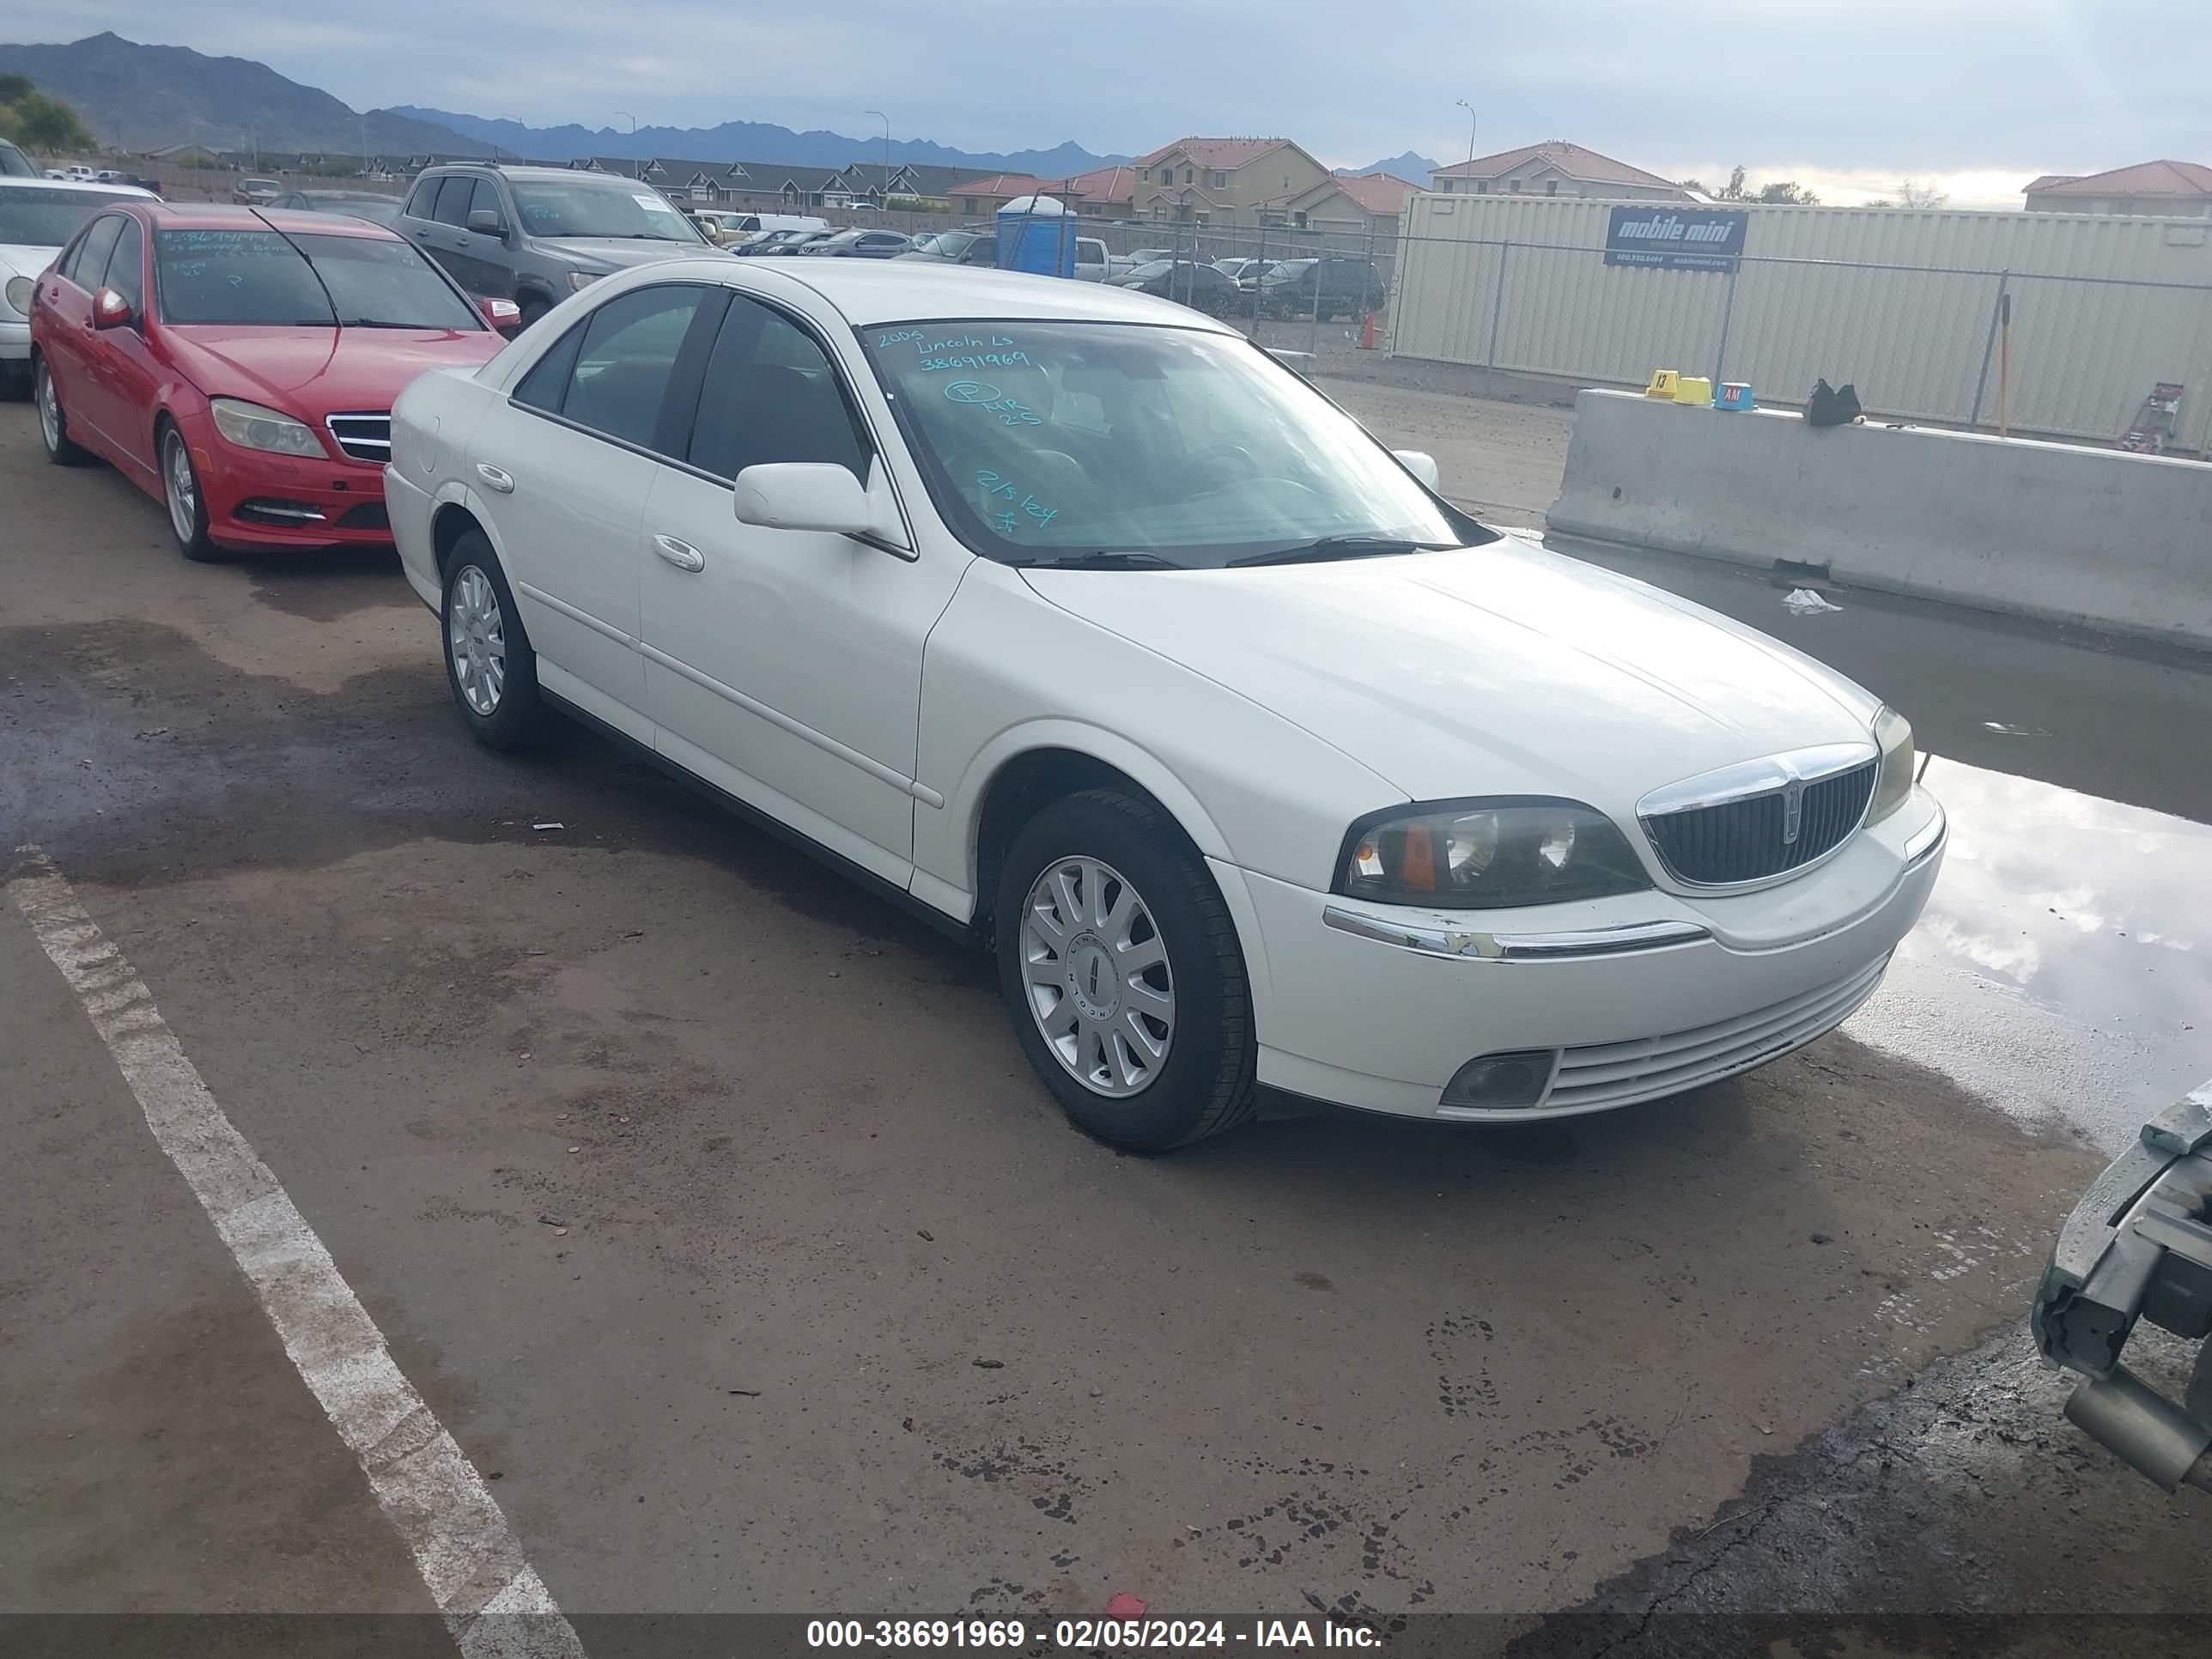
164 434 198 542
447 565 507 717
38 369 61 452
1020 855 1174 1097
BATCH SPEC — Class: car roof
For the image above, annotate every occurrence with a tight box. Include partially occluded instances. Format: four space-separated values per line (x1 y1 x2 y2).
134 201 400 239
635 254 1247 331
0 176 157 199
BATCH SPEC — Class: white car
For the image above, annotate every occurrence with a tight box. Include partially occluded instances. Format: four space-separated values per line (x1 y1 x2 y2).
0 175 156 395
386 262 1945 1151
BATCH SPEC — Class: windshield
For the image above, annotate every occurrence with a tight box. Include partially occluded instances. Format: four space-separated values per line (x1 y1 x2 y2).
154 228 483 329
507 179 704 241
0 185 116 246
860 320 1484 568
910 231 980 258
0 142 36 179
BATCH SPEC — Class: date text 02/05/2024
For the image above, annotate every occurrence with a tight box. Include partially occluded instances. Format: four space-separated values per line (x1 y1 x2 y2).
802 1617 1383 1648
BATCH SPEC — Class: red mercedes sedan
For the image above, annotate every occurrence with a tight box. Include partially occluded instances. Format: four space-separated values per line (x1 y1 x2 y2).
29 201 516 560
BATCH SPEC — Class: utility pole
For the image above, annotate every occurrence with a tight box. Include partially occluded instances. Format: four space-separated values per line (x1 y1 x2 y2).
1455 98 1477 182
866 111 890 200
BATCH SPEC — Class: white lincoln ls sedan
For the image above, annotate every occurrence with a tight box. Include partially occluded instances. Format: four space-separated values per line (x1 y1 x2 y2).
386 260 1946 1152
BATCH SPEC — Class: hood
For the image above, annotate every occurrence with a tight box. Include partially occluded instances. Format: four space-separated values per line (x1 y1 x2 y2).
548 237 718 271
0 242 60 282
1021 532 1883 819
163 325 503 416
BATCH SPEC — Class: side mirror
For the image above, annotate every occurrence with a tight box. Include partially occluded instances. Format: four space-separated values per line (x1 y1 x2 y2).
1394 449 1441 490
92 287 135 331
466 210 507 238
733 462 873 537
479 295 522 335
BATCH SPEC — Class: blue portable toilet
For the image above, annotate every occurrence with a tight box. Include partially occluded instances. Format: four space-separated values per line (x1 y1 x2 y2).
995 193 1077 278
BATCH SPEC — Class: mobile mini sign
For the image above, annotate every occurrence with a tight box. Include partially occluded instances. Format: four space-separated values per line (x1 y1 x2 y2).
1604 206 1748 272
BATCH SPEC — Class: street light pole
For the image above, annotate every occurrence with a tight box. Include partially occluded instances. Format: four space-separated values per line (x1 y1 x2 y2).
866 111 889 200
1455 98 1477 180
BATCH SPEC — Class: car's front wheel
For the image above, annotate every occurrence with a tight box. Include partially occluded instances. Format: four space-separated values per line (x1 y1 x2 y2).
995 787 1256 1152
159 421 220 561
441 533 552 750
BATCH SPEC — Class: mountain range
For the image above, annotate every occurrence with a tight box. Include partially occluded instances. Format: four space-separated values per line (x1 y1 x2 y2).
394 106 1126 175
0 33 1127 175
1355 152 1441 181
1 33 1439 189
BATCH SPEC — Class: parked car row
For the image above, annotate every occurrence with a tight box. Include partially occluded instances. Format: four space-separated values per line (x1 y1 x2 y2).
12 213 1942 1155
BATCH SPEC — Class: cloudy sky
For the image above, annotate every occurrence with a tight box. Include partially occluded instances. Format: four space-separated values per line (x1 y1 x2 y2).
15 1 2208 205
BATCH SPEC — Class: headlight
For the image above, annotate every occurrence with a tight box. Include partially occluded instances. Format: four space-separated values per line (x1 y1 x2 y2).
566 270 602 293
210 398 325 458
1869 707 1915 822
1337 799 1650 909
3 275 32 316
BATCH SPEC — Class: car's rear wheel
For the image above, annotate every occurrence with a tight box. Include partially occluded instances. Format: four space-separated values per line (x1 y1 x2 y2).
36 360 93 466
995 787 1256 1152
159 422 220 562
441 532 551 750
516 295 552 331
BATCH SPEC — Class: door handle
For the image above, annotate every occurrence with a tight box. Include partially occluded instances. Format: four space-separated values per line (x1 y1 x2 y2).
475 463 514 494
653 534 705 573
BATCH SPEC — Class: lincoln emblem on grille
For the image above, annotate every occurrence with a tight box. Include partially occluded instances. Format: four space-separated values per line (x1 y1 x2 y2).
1636 740 1881 889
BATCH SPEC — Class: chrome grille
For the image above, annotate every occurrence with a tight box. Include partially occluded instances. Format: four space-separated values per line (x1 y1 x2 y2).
325 412 392 464
1640 746 1878 888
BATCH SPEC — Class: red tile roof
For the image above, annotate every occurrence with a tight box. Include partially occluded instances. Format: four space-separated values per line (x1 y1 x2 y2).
946 173 1048 198
1431 140 1677 191
1064 164 1135 204
1137 137 1291 171
1328 171 1421 214
2024 159 2212 198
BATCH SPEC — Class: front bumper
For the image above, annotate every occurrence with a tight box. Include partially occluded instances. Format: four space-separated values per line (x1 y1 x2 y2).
0 317 28 370
1230 788 1946 1120
182 412 395 550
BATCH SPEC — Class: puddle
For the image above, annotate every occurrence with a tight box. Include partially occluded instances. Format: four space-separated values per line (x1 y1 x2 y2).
1846 754 2212 1153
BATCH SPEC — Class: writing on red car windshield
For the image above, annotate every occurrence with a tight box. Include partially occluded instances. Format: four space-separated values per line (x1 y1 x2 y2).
155 228 482 331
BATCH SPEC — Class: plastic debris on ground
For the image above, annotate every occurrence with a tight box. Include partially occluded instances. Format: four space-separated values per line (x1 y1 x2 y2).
1783 587 1843 615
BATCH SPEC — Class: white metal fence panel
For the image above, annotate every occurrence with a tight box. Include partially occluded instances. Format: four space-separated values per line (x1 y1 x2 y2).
1391 196 2212 450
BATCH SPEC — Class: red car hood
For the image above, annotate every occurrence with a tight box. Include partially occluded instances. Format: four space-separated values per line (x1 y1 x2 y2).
163 325 502 416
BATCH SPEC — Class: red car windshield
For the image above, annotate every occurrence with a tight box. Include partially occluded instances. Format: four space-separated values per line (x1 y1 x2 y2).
153 228 484 330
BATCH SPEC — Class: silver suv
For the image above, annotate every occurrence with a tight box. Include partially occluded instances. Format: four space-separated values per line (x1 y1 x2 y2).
395 163 717 329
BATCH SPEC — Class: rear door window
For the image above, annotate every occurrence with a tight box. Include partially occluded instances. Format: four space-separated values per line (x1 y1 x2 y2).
529 284 717 453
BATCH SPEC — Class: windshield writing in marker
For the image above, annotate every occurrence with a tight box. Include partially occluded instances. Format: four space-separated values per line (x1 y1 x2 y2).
976 470 1058 531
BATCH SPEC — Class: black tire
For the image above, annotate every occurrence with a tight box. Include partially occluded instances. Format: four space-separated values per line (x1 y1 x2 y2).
994 787 1256 1152
157 420 222 562
516 295 552 331
440 532 553 750
35 357 93 466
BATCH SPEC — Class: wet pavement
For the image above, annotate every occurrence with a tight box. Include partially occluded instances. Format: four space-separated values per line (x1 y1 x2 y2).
3 396 2209 1648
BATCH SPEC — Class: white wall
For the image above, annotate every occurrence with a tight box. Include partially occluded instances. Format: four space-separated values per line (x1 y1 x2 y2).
1389 197 2212 451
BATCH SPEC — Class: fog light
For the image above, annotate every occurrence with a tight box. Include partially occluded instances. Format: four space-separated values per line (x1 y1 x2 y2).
1441 1050 1557 1110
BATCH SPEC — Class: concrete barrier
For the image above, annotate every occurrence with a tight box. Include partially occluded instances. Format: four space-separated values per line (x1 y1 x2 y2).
1547 388 2212 648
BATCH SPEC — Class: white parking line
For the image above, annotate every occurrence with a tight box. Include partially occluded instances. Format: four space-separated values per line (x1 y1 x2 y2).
9 847 586 1659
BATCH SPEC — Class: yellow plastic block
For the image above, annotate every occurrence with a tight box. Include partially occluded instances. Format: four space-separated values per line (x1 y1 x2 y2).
1644 368 1680 398
1673 375 1714 406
